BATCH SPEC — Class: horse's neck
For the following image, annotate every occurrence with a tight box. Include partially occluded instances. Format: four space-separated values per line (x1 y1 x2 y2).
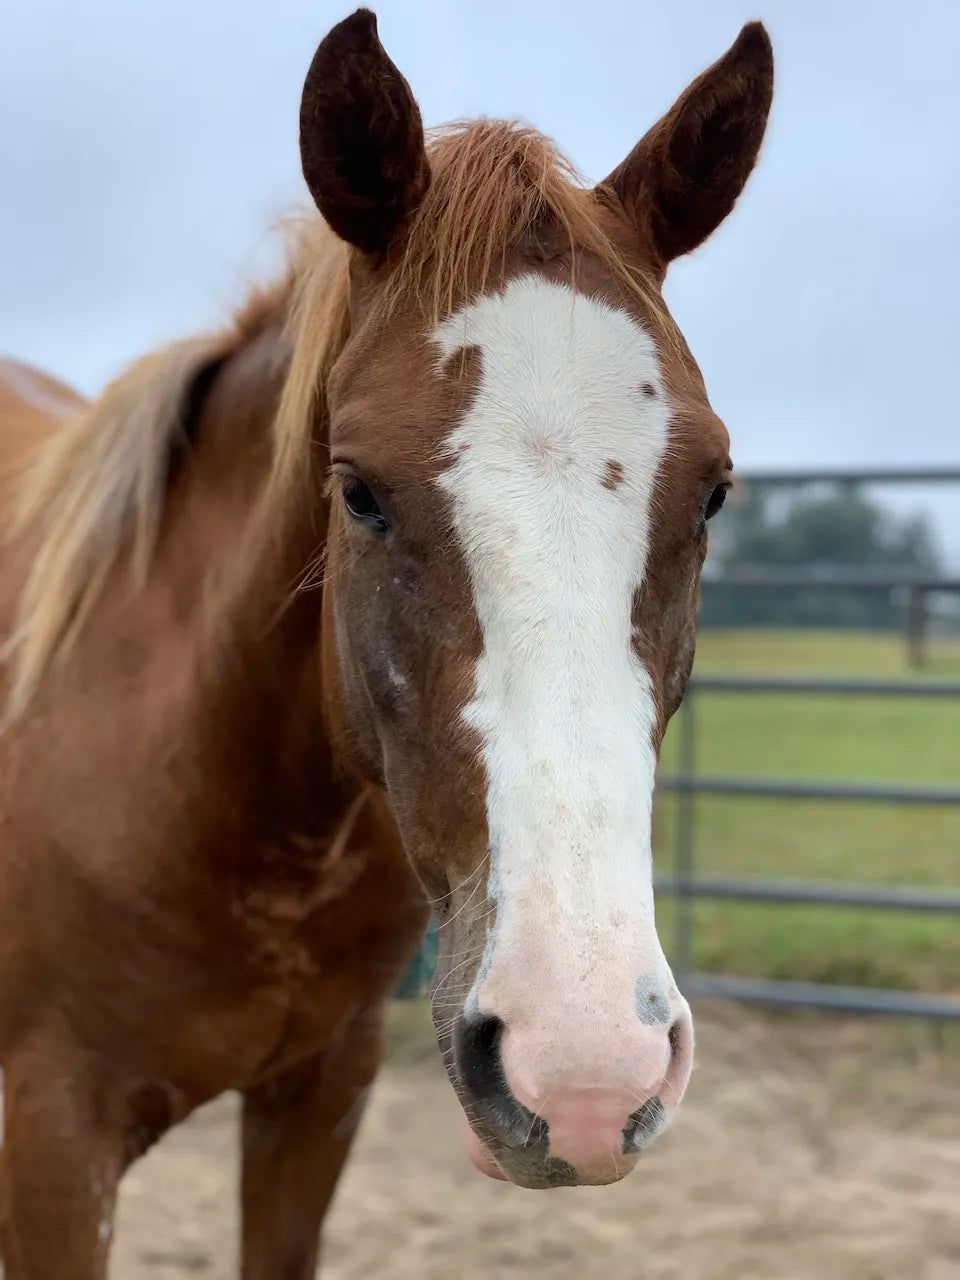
144 314 354 846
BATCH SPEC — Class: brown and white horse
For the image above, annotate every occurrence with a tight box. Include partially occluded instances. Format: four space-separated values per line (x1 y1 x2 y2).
0 9 773 1276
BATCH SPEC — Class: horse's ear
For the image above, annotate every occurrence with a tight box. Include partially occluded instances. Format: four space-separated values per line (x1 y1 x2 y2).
599 22 773 268
299 9 430 259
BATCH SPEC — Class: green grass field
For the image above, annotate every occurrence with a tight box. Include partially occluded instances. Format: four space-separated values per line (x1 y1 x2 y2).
654 629 960 993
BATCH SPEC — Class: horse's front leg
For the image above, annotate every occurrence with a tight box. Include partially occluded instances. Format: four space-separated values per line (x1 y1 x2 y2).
240 1005 386 1280
0 1028 130 1280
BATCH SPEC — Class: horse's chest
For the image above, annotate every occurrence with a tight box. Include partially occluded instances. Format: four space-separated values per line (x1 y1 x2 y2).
233 840 371 986
219 841 426 1083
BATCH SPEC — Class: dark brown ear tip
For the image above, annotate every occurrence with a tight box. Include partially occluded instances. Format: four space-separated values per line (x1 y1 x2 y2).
322 8 380 54
303 8 384 98
734 20 774 69
343 8 378 34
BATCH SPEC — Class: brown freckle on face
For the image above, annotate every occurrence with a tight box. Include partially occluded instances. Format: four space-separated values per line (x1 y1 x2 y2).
602 459 625 490
641 382 657 398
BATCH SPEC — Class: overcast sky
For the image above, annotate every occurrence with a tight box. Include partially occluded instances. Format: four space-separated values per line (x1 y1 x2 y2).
2 0 958 559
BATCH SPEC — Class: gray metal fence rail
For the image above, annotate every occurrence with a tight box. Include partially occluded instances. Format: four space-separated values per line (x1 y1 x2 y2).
656 674 960 1019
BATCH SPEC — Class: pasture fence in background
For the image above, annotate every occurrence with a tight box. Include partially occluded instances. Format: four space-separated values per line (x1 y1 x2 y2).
704 466 960 666
657 675 960 1020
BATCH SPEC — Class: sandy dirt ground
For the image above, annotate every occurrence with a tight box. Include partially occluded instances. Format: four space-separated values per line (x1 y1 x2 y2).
111 1006 960 1280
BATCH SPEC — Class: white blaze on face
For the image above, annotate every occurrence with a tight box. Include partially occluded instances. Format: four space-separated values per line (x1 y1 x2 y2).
434 276 675 1062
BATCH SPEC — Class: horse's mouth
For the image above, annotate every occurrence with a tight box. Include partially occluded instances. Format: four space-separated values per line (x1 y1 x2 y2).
459 1114 643 1189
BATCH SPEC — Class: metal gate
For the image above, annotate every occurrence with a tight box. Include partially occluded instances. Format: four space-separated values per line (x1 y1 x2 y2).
658 465 960 1018
658 674 960 1019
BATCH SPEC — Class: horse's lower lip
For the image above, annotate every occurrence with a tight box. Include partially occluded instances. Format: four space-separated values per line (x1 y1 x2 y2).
462 1117 508 1180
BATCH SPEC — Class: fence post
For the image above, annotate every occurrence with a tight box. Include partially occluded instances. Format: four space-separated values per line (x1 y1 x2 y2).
673 688 697 984
906 586 927 670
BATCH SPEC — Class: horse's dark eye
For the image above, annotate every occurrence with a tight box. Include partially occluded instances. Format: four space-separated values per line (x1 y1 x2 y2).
704 482 730 522
342 477 390 534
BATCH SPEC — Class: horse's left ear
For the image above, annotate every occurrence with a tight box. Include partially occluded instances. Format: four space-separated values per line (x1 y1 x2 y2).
299 8 430 259
599 22 773 269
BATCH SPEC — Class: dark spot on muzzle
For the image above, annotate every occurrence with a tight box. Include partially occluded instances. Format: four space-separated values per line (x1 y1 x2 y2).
635 973 672 1025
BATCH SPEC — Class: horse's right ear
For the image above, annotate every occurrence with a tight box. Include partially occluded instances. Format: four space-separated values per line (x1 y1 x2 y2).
299 9 430 260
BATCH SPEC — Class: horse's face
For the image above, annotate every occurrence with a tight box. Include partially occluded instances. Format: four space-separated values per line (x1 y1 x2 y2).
303 9 772 1188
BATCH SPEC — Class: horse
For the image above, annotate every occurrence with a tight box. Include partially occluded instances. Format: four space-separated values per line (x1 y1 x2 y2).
0 9 773 1276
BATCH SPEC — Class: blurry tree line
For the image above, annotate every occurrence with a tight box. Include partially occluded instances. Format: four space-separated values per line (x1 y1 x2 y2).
701 481 942 629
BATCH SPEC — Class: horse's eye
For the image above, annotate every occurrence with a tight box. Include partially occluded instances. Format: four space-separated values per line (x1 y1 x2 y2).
342 477 391 534
704 482 730 522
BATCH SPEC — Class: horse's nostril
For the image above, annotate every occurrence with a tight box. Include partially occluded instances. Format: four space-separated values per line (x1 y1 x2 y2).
620 1018 688 1153
659 1007 694 1109
453 1013 547 1149
624 1096 667 1152
454 1013 505 1104
669 1018 682 1059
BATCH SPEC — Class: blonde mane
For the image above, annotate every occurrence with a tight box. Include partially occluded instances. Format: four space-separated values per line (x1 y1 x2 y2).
5 119 671 720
